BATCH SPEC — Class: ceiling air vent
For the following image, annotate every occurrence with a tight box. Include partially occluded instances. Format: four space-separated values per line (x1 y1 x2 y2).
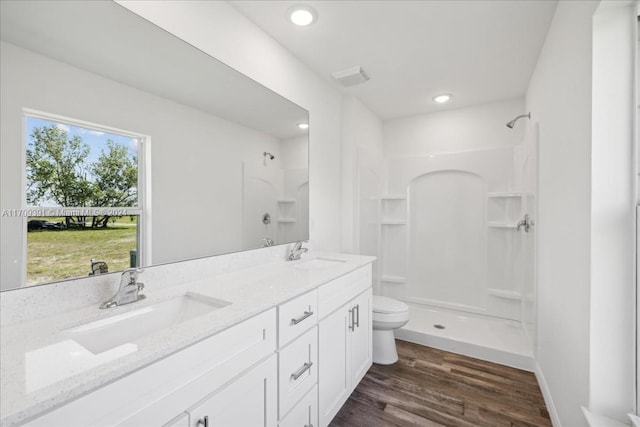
331 65 370 87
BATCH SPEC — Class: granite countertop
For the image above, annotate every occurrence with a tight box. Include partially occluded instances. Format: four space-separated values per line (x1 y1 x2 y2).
0 252 375 426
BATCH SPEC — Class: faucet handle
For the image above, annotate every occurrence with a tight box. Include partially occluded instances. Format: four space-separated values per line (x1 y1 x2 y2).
125 267 144 276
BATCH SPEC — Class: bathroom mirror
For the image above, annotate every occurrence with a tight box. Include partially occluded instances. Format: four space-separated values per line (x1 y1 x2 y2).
0 1 309 290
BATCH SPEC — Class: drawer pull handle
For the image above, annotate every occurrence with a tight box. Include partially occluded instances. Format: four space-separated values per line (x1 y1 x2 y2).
197 416 209 427
348 308 355 331
291 310 313 325
291 361 313 380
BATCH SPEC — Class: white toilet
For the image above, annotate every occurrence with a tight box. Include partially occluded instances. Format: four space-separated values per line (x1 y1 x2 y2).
372 296 410 365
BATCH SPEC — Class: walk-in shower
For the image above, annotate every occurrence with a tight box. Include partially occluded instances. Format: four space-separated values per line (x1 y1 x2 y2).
357 125 538 370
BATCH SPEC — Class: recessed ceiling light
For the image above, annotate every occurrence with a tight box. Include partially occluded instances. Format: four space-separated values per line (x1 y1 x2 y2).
288 5 317 26
433 94 452 104
297 122 309 130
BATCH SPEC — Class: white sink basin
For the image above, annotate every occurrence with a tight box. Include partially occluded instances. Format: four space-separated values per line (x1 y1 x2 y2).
66 293 231 354
294 257 347 270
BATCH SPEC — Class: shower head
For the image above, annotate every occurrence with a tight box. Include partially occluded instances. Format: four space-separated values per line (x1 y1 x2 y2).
263 151 275 160
506 113 531 129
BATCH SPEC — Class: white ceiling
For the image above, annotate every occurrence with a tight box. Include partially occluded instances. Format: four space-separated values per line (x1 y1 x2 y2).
229 0 558 120
0 1 308 140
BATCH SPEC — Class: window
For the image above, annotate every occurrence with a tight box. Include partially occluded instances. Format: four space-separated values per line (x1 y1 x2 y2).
23 110 148 285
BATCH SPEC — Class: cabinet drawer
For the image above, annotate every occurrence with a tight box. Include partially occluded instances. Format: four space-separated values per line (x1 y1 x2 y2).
279 386 317 427
318 265 371 319
278 289 318 347
278 326 318 418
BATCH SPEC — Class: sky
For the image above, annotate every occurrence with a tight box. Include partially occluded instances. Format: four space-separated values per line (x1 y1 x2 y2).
26 116 138 167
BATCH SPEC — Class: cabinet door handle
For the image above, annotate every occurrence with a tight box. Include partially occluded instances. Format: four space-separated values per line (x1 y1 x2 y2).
348 308 355 331
355 304 360 328
197 415 208 427
291 361 313 380
291 310 313 325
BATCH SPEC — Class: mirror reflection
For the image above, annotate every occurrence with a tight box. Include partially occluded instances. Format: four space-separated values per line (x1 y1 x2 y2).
0 1 309 290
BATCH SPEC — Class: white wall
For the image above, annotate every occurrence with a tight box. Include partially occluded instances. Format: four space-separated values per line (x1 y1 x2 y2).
340 96 384 253
383 98 525 158
281 135 309 171
117 1 344 253
525 1 599 426
590 2 636 422
0 41 283 287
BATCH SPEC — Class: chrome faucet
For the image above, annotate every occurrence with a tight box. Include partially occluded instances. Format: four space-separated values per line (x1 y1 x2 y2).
288 240 308 261
517 214 534 232
100 268 145 309
89 259 108 276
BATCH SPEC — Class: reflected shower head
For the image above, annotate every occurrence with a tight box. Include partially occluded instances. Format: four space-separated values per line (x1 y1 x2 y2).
263 151 275 160
506 113 531 129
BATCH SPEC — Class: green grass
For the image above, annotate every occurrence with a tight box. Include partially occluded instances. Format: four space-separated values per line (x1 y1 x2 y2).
27 221 137 286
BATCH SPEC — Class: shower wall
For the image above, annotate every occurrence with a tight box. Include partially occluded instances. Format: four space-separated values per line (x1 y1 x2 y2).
355 98 536 338
356 147 384 291
380 147 528 321
242 161 309 248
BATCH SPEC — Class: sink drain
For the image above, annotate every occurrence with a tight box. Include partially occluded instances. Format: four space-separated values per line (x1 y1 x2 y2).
433 324 446 330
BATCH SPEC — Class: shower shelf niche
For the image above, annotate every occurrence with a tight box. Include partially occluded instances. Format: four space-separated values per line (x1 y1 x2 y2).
380 274 406 284
381 220 406 226
488 288 522 301
379 195 408 284
277 199 297 223
487 192 524 198
487 221 518 229
276 198 298 243
380 195 407 224
487 191 522 225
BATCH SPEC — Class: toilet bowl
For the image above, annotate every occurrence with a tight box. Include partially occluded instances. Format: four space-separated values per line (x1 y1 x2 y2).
372 296 410 365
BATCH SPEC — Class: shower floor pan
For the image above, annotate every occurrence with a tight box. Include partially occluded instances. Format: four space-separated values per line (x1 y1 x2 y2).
395 303 534 371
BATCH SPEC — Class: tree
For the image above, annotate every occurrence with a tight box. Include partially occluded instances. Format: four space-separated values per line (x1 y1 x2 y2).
26 125 92 226
26 125 138 228
90 140 138 227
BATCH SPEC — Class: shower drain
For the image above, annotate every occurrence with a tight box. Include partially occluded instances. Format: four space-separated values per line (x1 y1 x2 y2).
433 324 446 330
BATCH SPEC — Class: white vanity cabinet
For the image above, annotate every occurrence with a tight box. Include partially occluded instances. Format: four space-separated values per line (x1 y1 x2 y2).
276 290 319 427
24 309 277 427
317 267 373 427
17 261 373 427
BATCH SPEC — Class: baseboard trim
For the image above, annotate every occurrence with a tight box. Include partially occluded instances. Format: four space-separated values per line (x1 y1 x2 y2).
535 361 562 427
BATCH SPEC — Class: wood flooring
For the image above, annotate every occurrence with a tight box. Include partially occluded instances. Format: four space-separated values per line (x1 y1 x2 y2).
330 340 552 427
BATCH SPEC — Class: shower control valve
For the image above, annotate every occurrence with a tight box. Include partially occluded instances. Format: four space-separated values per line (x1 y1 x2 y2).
517 214 534 232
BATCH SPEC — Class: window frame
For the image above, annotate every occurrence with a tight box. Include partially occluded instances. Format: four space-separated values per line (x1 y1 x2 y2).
21 108 152 284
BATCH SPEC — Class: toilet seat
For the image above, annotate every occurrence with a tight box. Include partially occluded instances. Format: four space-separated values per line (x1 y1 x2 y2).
373 296 408 314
